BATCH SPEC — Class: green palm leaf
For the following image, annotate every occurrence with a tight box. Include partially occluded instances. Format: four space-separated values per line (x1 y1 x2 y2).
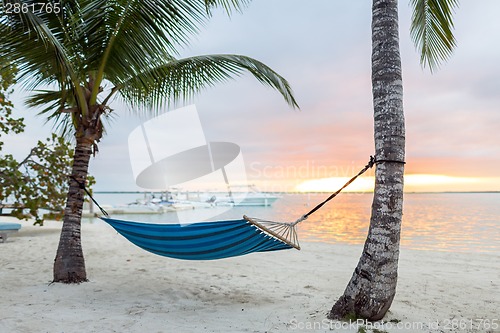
203 0 251 14
24 89 77 137
85 0 219 103
116 54 298 111
410 0 458 72
1 0 90 112
2 0 298 129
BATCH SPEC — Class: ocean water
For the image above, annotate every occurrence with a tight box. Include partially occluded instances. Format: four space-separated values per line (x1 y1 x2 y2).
87 192 500 254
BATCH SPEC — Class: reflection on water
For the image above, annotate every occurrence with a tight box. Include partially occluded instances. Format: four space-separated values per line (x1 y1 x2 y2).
88 192 500 253
401 193 500 253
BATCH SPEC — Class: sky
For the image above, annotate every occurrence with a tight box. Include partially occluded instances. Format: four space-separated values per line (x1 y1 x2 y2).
3 0 500 193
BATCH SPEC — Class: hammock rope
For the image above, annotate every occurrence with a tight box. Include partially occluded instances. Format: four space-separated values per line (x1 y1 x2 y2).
242 155 380 250
70 175 109 217
293 155 377 225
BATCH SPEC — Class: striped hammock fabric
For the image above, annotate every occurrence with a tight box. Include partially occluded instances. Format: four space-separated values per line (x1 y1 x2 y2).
101 217 298 260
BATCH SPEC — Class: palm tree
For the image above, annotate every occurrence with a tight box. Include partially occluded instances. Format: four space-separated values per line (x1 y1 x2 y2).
1 0 297 283
328 0 457 320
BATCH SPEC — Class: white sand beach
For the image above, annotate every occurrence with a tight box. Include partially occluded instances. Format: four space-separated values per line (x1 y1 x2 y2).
0 217 498 333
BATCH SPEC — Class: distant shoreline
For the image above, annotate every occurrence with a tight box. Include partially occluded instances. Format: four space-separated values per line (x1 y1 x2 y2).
93 190 500 194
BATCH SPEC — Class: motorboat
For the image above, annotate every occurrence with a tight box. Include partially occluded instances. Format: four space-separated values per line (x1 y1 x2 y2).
214 185 279 207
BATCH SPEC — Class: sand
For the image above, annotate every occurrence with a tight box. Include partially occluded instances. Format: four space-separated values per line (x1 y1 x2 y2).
0 217 498 333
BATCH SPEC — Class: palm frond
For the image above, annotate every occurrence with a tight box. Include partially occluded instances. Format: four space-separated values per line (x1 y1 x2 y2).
116 54 299 112
203 0 251 15
25 89 76 139
2 0 298 136
410 0 458 72
1 0 89 111
87 0 216 103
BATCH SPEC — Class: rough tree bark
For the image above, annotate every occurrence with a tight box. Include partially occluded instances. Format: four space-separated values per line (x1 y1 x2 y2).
328 0 405 321
53 137 93 283
53 97 104 283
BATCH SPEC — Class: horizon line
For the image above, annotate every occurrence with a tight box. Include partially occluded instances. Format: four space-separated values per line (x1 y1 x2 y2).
93 190 500 194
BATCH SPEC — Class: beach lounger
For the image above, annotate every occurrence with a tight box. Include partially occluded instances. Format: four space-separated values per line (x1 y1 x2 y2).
0 222 22 242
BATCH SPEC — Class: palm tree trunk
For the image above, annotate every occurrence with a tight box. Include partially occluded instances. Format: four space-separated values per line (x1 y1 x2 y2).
328 0 405 321
53 138 92 283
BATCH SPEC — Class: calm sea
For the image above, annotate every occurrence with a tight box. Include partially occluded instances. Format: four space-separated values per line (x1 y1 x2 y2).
86 192 500 254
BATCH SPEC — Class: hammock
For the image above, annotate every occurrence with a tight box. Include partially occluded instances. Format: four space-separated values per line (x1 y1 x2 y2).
87 157 391 260
101 216 299 260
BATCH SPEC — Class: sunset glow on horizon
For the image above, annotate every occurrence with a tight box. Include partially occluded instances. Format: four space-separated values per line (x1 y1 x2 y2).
295 174 500 193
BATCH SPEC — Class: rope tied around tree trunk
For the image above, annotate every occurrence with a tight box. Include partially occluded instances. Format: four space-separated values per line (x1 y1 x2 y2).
69 175 109 217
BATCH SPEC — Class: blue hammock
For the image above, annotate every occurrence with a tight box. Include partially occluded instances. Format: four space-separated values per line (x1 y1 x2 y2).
92 158 379 261
101 216 300 260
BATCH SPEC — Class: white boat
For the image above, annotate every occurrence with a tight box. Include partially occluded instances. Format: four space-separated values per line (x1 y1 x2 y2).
165 200 214 211
214 185 280 207
112 200 166 214
156 189 216 211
